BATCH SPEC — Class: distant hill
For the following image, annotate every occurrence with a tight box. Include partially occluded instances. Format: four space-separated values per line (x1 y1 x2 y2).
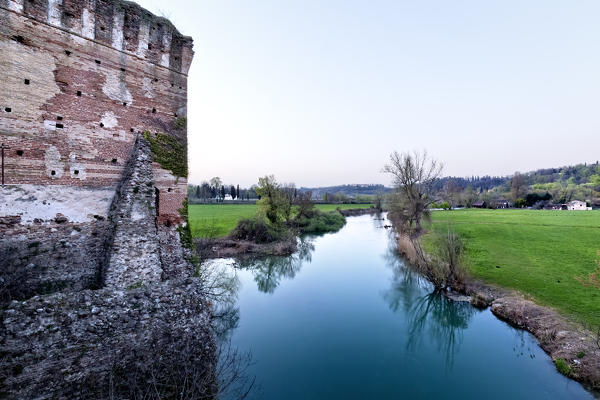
433 161 600 207
299 184 391 200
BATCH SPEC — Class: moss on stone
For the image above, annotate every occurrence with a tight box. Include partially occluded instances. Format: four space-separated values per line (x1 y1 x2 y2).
143 131 187 178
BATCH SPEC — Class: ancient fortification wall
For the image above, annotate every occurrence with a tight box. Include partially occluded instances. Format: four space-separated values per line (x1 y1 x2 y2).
0 0 194 297
0 3 216 398
0 0 191 222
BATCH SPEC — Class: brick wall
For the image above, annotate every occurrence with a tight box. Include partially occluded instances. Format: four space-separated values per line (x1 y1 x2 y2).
0 0 192 223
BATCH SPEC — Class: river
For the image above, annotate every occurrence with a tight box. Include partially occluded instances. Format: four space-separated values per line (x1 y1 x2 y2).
204 214 595 399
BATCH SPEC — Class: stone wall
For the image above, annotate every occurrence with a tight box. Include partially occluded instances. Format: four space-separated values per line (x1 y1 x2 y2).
0 3 215 398
1 278 216 399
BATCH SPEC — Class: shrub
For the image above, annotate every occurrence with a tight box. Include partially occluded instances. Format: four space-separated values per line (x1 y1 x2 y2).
296 211 346 234
427 228 466 290
554 358 572 376
230 217 289 243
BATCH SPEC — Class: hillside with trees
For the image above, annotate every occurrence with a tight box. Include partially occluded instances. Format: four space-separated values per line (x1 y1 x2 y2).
433 162 600 209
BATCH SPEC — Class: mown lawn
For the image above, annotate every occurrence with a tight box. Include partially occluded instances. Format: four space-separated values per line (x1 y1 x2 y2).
188 203 373 239
423 209 600 327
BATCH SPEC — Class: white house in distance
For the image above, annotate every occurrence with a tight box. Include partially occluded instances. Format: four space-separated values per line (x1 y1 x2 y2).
567 200 592 211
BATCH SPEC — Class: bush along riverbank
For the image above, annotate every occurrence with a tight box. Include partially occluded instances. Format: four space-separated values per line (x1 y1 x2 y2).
391 223 600 392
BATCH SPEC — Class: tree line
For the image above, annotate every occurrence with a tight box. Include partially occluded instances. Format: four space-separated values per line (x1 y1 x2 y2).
188 177 257 202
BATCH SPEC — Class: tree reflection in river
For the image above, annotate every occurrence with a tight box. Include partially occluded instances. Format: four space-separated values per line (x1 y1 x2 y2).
382 243 476 369
236 237 316 294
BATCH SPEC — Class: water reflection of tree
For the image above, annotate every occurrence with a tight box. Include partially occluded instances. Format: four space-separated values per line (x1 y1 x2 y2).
406 291 475 368
382 243 475 369
237 237 315 294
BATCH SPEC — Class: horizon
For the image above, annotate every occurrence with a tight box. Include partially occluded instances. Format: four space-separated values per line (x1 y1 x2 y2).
135 0 600 188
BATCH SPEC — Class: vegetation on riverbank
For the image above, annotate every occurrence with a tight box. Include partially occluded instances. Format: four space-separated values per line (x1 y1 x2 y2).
422 209 600 327
189 203 372 238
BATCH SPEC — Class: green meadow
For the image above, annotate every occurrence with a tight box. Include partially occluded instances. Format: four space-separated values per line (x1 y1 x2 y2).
423 209 600 327
188 203 372 239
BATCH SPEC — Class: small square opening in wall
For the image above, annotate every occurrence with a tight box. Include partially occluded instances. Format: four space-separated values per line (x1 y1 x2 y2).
152 108 156 114
167 188 172 192
95 60 101 65
56 123 64 129
123 102 127 107
148 44 152 50
111 158 118 164
100 26 105 31
121 67 126 72
24 79 30 85
130 128 134 133
4 107 11 113
57 116 63 121
73 170 79 175
65 50 71 56
77 91 82 97
16 150 23 156
99 123 104 128
51 170 56 176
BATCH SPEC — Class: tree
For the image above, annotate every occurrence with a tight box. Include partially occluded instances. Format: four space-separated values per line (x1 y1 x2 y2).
230 185 236 199
443 179 461 208
220 185 225 201
200 182 211 200
383 150 443 235
510 172 527 203
295 191 315 220
195 185 201 199
237 184 240 200
210 177 222 199
255 175 288 224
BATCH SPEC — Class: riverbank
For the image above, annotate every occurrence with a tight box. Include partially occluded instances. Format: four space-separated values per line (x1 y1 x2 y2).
193 207 379 259
394 230 600 391
189 203 375 238
195 237 298 259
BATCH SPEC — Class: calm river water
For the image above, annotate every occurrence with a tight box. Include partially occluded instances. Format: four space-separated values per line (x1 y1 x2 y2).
207 214 595 399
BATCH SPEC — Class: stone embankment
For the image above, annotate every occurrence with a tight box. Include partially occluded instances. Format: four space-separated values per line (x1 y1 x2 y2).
393 230 600 391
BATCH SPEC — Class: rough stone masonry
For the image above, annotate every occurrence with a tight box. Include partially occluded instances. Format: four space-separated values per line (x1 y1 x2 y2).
0 2 216 398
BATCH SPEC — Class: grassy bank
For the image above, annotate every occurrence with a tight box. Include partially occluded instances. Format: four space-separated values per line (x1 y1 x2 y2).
423 209 600 327
189 203 372 238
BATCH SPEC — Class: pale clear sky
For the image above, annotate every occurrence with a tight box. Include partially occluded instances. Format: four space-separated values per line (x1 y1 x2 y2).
136 0 600 187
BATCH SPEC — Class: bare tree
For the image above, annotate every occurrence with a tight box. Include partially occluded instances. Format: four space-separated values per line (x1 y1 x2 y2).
383 150 443 235
510 172 527 204
443 179 461 208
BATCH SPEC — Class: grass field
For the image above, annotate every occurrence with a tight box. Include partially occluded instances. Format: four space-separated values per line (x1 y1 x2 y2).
423 209 600 327
188 203 373 239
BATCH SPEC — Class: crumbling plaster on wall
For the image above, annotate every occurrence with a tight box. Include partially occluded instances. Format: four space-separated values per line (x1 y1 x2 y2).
0 184 114 223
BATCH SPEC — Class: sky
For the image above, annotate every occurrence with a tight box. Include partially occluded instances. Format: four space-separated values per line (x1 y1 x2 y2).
136 0 600 187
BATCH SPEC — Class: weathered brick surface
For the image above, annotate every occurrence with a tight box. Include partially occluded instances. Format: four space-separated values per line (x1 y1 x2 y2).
0 1 192 223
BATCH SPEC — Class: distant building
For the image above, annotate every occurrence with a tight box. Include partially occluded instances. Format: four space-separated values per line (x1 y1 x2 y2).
472 201 486 208
494 201 510 209
543 204 564 210
566 200 591 211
